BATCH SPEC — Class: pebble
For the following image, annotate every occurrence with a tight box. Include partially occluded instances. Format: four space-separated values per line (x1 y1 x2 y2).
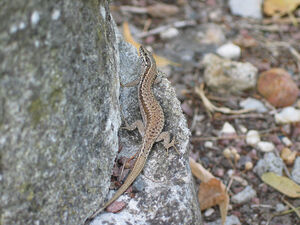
275 107 300 124
204 208 215 217
221 122 236 134
216 42 241 59
51 9 61 21
257 141 275 152
253 152 284 176
229 0 262 19
240 97 267 113
31 11 40 26
206 215 241 225
291 157 300 184
276 203 287 212
198 24 226 44
203 54 257 94
281 136 292 147
204 141 214 148
160 27 179 40
246 130 260 146
232 186 257 204
257 68 299 107
238 125 247 134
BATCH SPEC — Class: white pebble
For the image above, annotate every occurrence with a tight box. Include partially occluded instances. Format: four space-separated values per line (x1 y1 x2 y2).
246 130 260 146
240 97 267 113
238 125 247 133
221 122 236 134
19 22 26 30
282 137 292 147
31 11 40 26
216 42 241 59
51 9 61 20
232 186 256 204
275 107 300 124
204 208 215 217
204 141 213 148
257 141 275 152
9 24 18 34
160 27 179 40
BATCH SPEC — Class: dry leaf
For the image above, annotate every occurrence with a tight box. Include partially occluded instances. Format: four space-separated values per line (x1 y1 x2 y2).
190 157 229 225
147 3 179 18
198 178 226 210
263 0 300 16
123 21 140 50
261 172 300 198
122 22 179 67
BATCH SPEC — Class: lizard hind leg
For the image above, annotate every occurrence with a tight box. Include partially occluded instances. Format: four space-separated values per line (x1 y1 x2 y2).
156 131 181 156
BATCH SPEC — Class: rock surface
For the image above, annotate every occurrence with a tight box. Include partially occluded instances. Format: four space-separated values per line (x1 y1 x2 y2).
229 0 263 19
0 1 201 225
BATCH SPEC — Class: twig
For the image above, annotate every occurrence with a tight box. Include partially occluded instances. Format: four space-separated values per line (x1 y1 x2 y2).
281 197 300 218
136 20 196 38
195 84 253 116
119 5 148 14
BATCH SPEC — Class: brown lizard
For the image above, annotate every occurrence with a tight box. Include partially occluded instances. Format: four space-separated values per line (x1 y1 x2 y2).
85 46 179 224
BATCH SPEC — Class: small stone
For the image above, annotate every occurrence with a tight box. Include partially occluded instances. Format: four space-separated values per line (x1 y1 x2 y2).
204 141 213 148
245 161 253 171
232 186 256 204
253 152 284 176
238 125 247 134
240 97 267 113
246 130 260 146
281 136 292 147
51 9 61 20
281 148 296 165
221 122 236 134
204 208 215 217
160 27 179 40
276 203 287 212
203 54 257 94
275 107 300 124
291 157 300 184
9 24 18 34
257 68 299 107
216 42 241 59
31 11 40 26
257 141 275 152
229 0 263 19
19 22 26 30
198 24 226 45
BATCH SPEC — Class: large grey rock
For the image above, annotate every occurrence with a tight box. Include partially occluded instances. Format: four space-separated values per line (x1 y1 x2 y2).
0 0 201 225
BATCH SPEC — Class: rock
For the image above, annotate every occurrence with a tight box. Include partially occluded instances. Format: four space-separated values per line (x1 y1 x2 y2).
275 203 287 212
240 97 267 113
246 130 260 146
147 3 179 18
203 54 257 94
232 186 257 204
281 136 292 147
216 42 241 59
257 68 299 107
291 157 300 184
0 1 201 225
275 107 300 124
198 24 226 45
160 27 179 40
221 122 236 134
204 208 215 217
206 215 241 225
229 0 263 19
281 148 296 165
254 152 284 176
257 141 275 152
204 141 214 148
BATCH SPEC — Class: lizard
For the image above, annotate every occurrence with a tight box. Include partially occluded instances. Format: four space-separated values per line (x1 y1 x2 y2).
85 46 180 224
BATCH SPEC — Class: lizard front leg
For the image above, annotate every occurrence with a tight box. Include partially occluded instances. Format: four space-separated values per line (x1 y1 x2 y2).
156 131 180 155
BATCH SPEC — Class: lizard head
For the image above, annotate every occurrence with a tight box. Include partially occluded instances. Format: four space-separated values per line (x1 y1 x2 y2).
139 46 154 68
